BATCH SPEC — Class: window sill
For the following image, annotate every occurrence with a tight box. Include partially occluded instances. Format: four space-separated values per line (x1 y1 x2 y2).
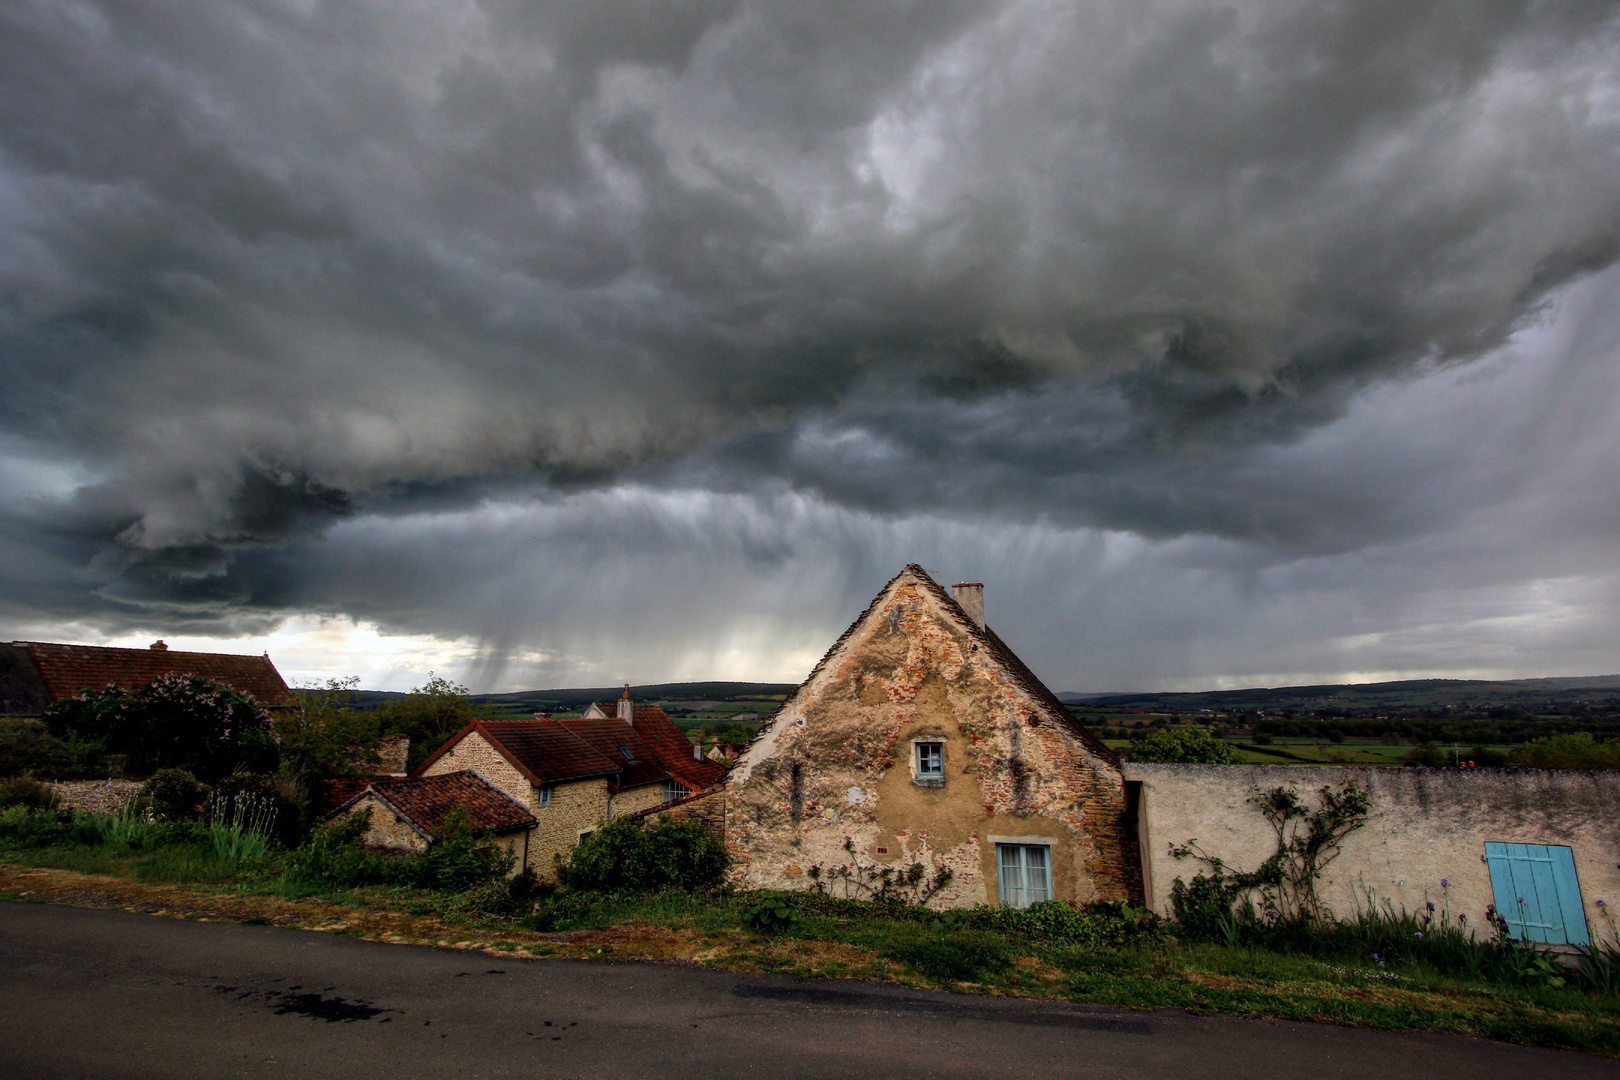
912 777 946 789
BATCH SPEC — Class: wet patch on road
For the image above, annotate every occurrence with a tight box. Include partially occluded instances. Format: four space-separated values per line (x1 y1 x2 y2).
214 983 393 1022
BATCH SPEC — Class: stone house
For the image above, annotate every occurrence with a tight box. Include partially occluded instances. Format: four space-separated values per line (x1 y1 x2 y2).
327 770 536 868
723 564 1138 909
407 694 725 878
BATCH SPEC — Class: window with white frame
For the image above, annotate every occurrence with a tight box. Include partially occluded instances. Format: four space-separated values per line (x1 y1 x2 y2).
996 842 1052 909
914 740 944 784
535 786 552 808
663 780 690 802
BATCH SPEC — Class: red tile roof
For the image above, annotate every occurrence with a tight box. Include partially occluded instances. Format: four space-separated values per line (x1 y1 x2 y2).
412 720 620 787
22 641 294 707
333 770 535 837
552 718 670 792
589 702 727 791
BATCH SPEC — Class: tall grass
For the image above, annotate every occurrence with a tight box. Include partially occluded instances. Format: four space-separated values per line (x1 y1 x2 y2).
204 790 278 862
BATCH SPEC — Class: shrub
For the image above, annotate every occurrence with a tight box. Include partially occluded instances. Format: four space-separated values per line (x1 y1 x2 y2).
45 674 278 782
141 769 211 820
1132 726 1234 764
742 898 802 936
1509 732 1620 770
0 718 102 779
414 807 515 891
558 816 729 893
283 812 402 889
0 774 56 811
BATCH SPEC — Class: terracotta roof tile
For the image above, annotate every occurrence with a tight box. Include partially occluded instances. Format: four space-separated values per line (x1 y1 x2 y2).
612 703 728 791
334 771 535 837
554 718 670 791
412 721 621 786
22 641 293 707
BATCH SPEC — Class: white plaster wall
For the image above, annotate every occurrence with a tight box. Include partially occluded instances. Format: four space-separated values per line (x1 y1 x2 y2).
1128 764 1620 946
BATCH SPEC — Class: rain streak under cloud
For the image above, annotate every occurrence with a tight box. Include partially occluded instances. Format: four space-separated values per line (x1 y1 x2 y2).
2 0 1619 692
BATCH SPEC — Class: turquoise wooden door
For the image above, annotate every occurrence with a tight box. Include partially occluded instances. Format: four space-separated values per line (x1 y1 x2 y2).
1483 843 1590 946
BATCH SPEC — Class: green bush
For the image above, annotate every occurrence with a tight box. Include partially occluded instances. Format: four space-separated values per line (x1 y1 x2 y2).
0 774 57 811
141 769 211 820
283 812 401 888
558 816 729 893
742 898 802 936
1132 726 1234 764
0 718 102 779
415 807 515 891
1509 732 1620 770
283 807 514 893
45 673 278 782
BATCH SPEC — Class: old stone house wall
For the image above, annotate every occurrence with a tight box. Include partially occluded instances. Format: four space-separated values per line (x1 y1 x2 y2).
1129 764 1620 946
332 796 430 853
609 783 667 820
726 571 1132 909
421 732 537 809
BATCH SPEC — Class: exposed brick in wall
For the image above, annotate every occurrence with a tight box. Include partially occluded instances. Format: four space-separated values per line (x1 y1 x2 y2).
634 786 727 841
725 570 1134 909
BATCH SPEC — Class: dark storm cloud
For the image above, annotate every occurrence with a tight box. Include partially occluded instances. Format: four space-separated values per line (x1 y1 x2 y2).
1 0 1619 644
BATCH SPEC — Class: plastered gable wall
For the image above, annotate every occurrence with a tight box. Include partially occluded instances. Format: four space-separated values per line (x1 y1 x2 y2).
726 571 1132 908
1129 764 1620 947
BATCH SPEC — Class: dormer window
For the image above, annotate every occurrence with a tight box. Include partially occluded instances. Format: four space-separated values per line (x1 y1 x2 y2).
619 746 637 763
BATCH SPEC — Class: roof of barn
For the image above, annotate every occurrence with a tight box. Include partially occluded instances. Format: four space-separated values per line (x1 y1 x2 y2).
11 641 294 708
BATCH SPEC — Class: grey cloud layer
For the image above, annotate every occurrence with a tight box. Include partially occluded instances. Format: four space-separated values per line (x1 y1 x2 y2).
2 0 1619 661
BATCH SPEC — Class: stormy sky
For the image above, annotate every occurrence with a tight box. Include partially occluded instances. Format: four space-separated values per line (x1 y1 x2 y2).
3 0 1619 693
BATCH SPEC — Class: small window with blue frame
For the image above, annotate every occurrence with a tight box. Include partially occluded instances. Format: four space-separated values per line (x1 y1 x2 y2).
914 740 945 785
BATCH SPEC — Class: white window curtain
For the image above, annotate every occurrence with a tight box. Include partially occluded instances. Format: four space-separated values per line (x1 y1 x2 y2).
997 843 1052 909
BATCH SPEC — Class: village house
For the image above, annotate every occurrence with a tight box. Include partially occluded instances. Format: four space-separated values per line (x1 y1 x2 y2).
388 690 725 876
720 565 1138 909
327 770 536 865
0 639 294 715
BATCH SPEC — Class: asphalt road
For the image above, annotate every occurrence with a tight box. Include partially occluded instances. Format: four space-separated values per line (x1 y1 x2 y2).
1 902 1610 1079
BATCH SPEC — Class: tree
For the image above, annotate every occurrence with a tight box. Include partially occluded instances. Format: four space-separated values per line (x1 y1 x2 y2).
275 677 383 794
1508 732 1620 770
373 674 501 770
44 673 277 782
1131 725 1234 764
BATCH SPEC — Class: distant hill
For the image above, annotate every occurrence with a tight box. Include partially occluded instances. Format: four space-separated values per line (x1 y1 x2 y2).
347 681 797 712
1058 676 1620 711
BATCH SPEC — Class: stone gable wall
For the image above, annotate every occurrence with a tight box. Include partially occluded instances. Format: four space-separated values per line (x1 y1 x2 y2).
421 731 536 806
725 574 1133 908
332 796 430 853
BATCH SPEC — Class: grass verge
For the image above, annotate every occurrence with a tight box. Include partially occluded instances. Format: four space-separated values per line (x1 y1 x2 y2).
2 849 1616 1056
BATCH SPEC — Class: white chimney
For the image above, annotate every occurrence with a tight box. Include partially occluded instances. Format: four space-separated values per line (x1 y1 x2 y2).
617 684 633 725
953 582 985 629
